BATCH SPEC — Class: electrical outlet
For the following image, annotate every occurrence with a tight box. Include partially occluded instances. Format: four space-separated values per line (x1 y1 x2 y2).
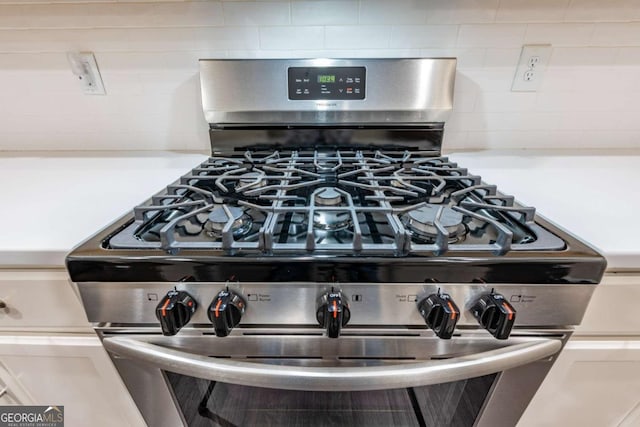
67 52 106 95
511 44 552 92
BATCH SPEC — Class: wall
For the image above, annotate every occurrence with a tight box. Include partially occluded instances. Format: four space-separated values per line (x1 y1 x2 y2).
0 0 639 152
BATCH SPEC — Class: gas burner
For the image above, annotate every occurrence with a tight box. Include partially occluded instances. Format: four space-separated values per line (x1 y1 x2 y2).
314 187 342 206
237 171 266 193
403 204 466 243
110 150 559 254
313 211 352 232
204 206 252 238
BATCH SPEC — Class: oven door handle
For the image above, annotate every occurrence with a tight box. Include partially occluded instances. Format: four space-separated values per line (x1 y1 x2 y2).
103 337 561 392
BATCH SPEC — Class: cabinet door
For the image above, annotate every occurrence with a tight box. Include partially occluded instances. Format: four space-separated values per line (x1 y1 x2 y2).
577 274 640 335
0 359 35 405
0 270 91 331
0 335 146 427
518 340 640 427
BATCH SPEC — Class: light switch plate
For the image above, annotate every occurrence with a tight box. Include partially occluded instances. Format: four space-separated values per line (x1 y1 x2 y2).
67 52 106 95
511 44 552 92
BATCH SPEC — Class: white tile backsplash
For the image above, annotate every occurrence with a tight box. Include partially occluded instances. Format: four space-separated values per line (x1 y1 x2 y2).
151 2 225 27
389 25 458 48
222 1 289 26
549 47 619 66
524 23 595 46
359 0 427 24
260 26 324 49
615 47 640 64
495 0 569 23
0 0 638 152
475 92 538 112
325 25 391 49
565 0 640 22
425 0 499 25
592 23 640 46
291 1 358 26
457 24 526 48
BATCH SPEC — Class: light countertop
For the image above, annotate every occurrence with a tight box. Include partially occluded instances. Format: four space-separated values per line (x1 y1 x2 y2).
0 149 637 271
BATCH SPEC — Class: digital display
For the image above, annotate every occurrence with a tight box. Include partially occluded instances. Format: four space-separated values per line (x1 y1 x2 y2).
317 75 336 83
289 67 365 100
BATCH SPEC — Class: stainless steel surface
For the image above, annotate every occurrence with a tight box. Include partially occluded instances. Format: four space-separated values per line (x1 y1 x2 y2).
103 334 560 392
475 357 553 427
78 281 595 328
199 59 456 126
105 329 568 427
111 357 186 427
97 328 567 356
68 56 603 427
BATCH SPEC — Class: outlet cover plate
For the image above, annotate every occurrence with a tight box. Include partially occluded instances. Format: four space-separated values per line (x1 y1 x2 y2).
67 52 106 95
511 44 552 92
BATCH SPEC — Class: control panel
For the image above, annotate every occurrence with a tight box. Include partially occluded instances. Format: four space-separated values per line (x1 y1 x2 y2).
84 282 593 337
288 67 366 100
150 285 525 340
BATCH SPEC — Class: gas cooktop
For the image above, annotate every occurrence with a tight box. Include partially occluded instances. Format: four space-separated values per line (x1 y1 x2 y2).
67 59 605 285
67 148 604 284
109 148 563 256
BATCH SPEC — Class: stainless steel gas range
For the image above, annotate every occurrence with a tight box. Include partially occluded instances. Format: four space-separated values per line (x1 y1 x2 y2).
66 59 606 427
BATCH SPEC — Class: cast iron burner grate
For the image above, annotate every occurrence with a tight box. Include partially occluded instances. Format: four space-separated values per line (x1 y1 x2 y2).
108 149 564 256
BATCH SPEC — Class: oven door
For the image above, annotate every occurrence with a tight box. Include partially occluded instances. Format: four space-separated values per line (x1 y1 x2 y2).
102 330 565 427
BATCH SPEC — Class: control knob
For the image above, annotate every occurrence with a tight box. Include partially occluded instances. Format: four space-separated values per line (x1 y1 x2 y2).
471 292 516 340
316 290 351 338
417 292 460 339
155 290 197 336
208 289 246 337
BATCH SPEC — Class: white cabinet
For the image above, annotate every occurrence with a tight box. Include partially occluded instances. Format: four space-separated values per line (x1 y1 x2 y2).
519 273 640 427
0 335 145 427
577 273 640 336
0 269 145 427
0 270 90 332
518 340 640 427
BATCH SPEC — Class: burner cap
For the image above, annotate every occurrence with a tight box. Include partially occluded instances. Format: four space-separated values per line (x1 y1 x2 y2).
205 206 252 238
404 204 466 242
314 187 342 206
313 211 352 232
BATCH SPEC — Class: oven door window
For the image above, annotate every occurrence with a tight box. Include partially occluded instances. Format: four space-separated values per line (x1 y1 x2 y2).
165 371 497 427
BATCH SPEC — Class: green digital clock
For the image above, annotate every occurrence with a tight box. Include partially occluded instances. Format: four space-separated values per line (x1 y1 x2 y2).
317 75 336 83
